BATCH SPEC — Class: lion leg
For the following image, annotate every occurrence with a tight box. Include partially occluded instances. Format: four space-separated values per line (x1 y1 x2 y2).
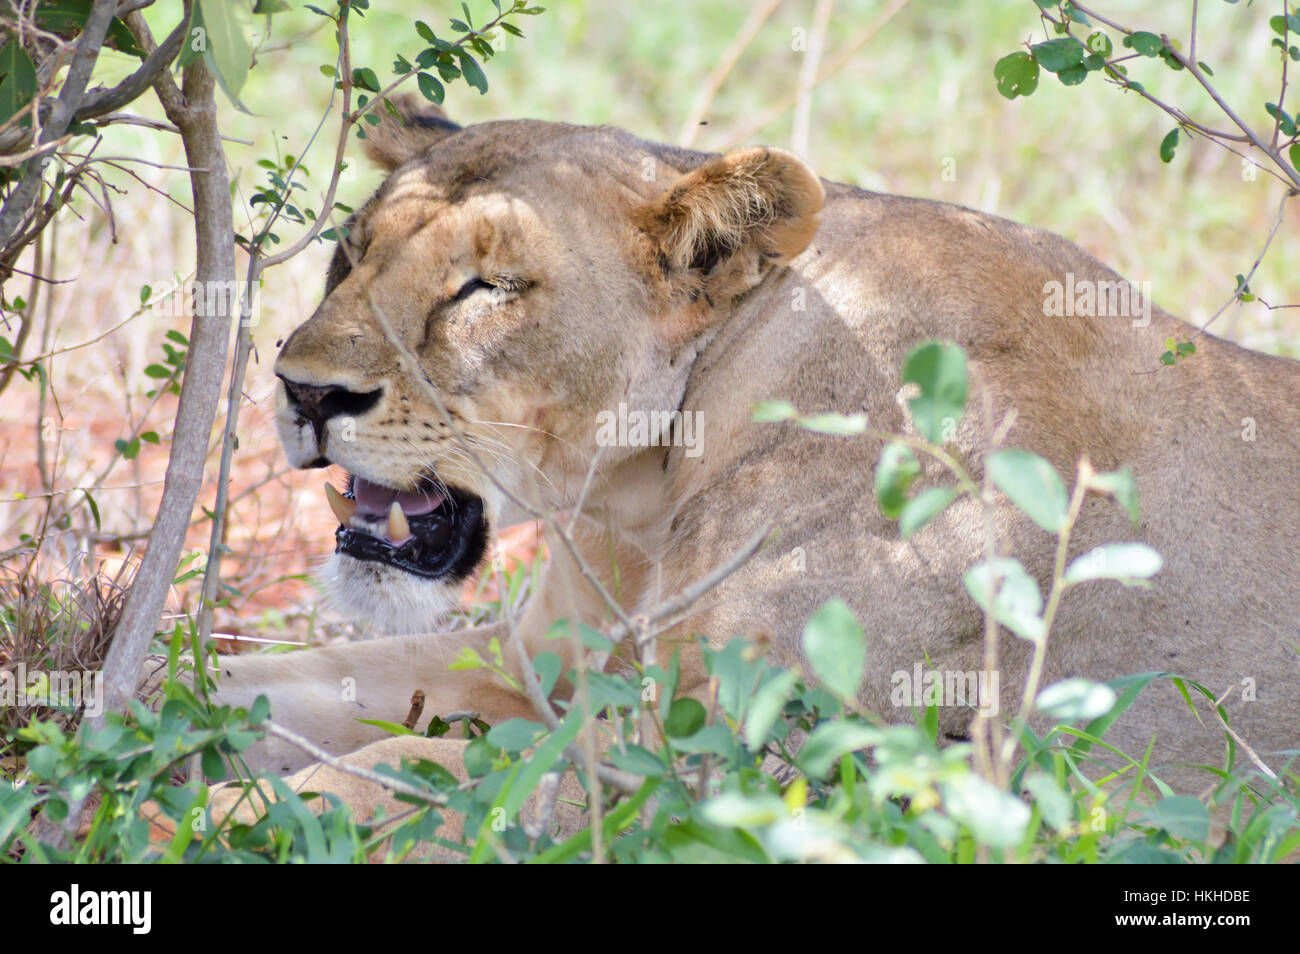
211 622 535 773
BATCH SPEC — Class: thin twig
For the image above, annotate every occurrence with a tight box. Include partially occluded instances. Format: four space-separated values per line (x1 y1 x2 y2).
791 0 833 158
264 720 451 805
677 0 785 147
723 0 912 148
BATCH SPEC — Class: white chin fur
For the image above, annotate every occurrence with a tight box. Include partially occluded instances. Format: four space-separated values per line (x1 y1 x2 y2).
320 552 460 635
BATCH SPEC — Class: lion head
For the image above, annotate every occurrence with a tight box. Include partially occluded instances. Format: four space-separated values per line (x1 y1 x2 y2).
273 97 824 631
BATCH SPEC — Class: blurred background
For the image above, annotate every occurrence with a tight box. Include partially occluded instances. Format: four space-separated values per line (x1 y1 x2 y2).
1 0 1296 651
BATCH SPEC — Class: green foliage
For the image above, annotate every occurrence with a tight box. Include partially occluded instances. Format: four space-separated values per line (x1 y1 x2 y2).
997 0 1300 188
901 340 967 444
7 342 1294 864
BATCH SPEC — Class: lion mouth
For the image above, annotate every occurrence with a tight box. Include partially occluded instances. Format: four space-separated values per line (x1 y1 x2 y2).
324 474 488 580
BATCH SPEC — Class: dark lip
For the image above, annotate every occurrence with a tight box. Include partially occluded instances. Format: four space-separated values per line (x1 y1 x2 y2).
335 477 488 581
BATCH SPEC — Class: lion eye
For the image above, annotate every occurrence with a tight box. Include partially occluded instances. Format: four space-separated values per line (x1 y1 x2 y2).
453 277 496 302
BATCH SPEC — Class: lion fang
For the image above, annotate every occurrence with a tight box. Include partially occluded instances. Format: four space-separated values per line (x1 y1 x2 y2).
387 501 411 544
324 482 356 524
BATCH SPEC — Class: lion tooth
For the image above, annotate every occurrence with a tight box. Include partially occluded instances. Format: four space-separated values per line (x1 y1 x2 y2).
324 483 356 524
388 501 411 543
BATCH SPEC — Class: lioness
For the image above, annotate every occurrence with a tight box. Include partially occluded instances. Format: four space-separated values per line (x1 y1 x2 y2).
213 98 1299 813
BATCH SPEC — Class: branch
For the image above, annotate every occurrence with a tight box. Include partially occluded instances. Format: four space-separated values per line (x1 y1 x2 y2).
263 720 452 805
1192 190 1293 340
74 16 187 121
89 18 235 727
0 0 118 251
723 0 912 148
677 0 784 147
631 522 773 648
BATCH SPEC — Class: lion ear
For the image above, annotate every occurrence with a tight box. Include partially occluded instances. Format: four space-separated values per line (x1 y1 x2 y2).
363 94 461 171
637 147 824 296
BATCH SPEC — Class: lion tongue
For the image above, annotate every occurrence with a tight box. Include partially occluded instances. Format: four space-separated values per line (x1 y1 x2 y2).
351 476 445 520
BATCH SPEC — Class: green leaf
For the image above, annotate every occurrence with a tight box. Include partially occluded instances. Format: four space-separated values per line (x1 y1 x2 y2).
198 0 252 100
801 599 865 703
83 490 101 532
351 67 381 92
448 646 487 671
901 341 967 443
796 412 867 435
672 724 737 756
355 718 416 736
1085 31 1112 57
485 717 545 753
462 734 498 777
1265 102 1297 136
544 619 613 652
797 722 881 779
1143 796 1210 843
1123 31 1163 56
144 363 173 379
899 486 958 539
1088 467 1139 525
1158 128 1179 163
986 449 1068 533
1057 64 1089 86
743 670 800 748
530 651 561 698
1023 772 1071 830
664 697 706 738
942 774 1030 847
1062 1 1090 24
994 51 1039 99
1063 543 1162 586
698 792 788 828
608 744 666 777
874 441 920 519
1036 678 1118 721
456 49 488 94
1031 37 1085 73
0 41 37 128
963 558 1044 642
26 1 143 56
751 399 797 423
416 71 445 104
114 437 141 460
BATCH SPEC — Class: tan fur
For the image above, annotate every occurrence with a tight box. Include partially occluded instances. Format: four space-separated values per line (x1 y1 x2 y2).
209 99 1299 829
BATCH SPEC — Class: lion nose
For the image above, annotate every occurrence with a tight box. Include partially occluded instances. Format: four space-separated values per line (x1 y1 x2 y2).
278 375 383 444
